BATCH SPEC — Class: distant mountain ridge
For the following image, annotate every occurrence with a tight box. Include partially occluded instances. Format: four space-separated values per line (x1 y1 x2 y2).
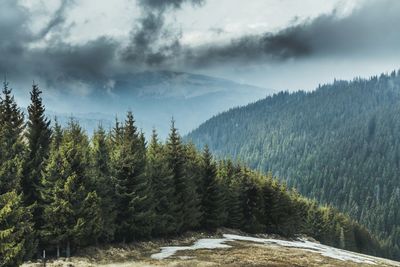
187 71 400 258
44 71 271 137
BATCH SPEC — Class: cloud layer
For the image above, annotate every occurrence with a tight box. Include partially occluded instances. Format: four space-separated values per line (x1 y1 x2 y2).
179 0 400 67
1 0 400 92
122 0 204 66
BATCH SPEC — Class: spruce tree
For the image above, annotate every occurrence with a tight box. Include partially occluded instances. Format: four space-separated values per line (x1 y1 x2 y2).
114 112 153 241
0 80 25 193
147 129 176 236
0 191 35 267
41 120 103 256
39 122 65 256
200 145 224 230
23 83 51 232
225 163 244 229
0 81 35 263
91 126 116 242
109 117 124 147
182 143 202 230
165 120 200 232
239 168 265 233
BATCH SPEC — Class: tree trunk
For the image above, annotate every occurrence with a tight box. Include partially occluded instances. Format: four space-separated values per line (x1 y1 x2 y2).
66 241 70 258
56 245 60 258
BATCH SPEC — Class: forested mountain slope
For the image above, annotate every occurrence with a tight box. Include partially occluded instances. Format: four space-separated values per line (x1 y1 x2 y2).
0 81 395 265
187 71 400 255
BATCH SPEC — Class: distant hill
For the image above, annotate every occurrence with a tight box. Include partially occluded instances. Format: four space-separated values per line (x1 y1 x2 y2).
187 71 400 255
43 71 271 138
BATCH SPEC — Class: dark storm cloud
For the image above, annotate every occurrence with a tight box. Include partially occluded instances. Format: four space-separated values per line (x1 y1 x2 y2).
1 0 400 91
33 38 118 85
122 0 204 66
0 0 117 89
180 0 400 67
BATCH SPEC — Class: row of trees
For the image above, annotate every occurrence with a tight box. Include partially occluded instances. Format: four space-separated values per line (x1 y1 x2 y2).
0 81 392 266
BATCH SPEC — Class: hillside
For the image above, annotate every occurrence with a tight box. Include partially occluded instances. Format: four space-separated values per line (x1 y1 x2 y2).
187 71 400 258
1 84 391 265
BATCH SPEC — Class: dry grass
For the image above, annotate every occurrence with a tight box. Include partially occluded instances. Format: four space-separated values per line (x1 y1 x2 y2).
22 230 399 267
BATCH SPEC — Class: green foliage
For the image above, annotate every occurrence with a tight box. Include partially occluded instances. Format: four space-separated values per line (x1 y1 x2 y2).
0 81 25 194
200 146 225 230
0 81 395 262
23 83 51 207
188 71 400 257
0 82 36 264
41 120 103 253
146 129 176 236
165 120 201 233
0 191 35 267
90 126 116 242
113 112 154 241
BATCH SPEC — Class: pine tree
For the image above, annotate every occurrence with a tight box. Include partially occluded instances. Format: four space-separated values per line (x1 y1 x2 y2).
0 80 25 193
109 117 124 147
147 129 176 236
23 83 51 236
165 120 201 232
114 112 154 241
41 120 103 256
0 191 35 267
200 145 224 230
182 143 202 230
224 162 244 229
39 122 65 255
0 81 35 263
165 120 186 232
72 191 103 247
240 169 265 233
91 126 116 242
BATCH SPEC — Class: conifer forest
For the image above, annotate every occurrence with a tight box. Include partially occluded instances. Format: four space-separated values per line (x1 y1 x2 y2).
1 81 396 266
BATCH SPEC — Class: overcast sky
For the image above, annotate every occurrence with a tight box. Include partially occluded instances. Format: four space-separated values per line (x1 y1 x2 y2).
2 0 400 100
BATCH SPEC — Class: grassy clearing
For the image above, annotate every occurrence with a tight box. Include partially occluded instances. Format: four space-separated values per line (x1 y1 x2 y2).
22 230 399 267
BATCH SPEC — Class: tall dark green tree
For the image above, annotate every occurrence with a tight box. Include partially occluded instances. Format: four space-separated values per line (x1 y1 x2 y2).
0 81 35 263
91 126 116 242
146 129 176 236
0 191 35 267
200 145 224 230
218 160 243 228
114 112 154 241
182 143 202 230
39 121 65 256
23 83 51 231
239 169 265 233
41 120 102 257
0 81 25 193
165 120 186 233
165 120 201 233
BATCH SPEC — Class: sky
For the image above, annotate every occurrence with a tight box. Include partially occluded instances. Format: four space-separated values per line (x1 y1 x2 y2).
2 0 400 103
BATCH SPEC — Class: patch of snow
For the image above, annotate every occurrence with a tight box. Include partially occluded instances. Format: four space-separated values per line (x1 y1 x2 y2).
151 234 400 266
150 238 230 260
151 246 192 260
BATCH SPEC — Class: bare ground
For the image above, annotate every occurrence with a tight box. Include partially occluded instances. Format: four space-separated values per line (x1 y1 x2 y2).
22 230 400 267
